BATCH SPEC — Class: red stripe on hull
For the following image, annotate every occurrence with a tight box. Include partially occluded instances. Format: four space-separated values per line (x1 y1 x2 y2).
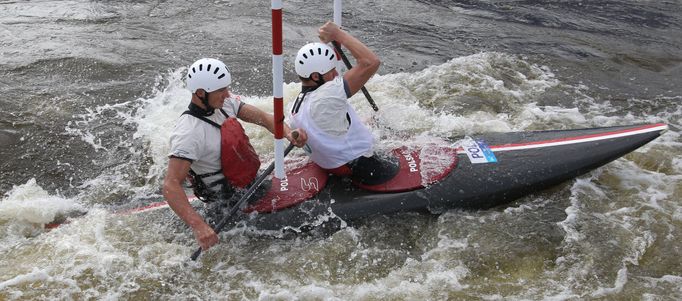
490 123 665 150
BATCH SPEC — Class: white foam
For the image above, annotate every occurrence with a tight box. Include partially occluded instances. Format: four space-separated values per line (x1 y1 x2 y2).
517 104 588 128
355 52 559 137
607 160 681 214
557 175 605 244
643 274 682 285
131 69 192 184
418 141 458 185
0 267 53 291
590 266 628 298
347 258 469 300
0 178 83 225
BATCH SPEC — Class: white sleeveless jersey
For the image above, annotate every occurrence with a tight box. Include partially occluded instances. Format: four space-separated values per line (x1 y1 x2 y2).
289 80 374 169
168 96 242 189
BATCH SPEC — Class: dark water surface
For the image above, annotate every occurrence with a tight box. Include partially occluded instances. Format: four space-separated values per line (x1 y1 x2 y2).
1 1 681 300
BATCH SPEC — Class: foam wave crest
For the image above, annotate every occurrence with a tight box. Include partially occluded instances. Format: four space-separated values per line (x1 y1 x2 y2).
0 179 83 253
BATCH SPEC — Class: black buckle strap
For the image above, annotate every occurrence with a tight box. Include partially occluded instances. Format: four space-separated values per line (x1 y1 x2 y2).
291 91 308 114
196 170 222 178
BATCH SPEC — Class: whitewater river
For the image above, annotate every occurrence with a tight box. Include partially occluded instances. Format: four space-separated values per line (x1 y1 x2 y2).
1 0 681 299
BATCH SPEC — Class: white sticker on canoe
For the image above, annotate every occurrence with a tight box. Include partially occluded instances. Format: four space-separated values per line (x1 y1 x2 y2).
462 138 497 164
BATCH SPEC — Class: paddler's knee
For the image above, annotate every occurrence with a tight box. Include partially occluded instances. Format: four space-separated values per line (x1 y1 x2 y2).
347 153 400 185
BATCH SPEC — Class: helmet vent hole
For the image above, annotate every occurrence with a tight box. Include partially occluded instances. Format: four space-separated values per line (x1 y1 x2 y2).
199 64 203 71
192 67 196 73
329 54 335 60
309 49 314 56
302 53 308 59
299 60 304 65
188 74 192 78
218 73 226 79
318 48 322 55
325 49 329 56
207 64 212 72
214 67 219 74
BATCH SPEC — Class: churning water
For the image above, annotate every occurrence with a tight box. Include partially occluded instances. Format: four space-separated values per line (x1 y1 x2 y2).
1 1 681 300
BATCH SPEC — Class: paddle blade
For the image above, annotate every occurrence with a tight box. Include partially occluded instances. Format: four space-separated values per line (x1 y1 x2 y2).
190 248 202 261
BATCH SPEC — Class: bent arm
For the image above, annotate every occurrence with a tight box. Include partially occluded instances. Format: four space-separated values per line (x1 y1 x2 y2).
163 158 218 250
318 21 381 96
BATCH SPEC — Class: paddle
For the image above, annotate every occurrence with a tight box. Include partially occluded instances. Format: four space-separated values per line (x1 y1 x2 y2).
191 137 297 261
331 41 379 112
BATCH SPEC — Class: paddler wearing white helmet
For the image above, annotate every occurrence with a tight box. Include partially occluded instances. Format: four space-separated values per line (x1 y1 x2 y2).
163 58 307 252
287 21 396 186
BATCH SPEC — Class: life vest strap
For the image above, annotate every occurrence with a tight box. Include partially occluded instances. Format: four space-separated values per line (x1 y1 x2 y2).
194 170 222 179
182 109 230 129
182 107 260 189
188 169 232 202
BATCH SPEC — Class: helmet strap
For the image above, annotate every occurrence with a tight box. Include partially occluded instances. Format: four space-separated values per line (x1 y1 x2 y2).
201 91 211 109
190 90 214 116
310 72 326 87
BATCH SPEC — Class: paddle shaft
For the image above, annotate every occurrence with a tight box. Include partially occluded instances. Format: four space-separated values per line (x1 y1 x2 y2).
332 41 379 112
191 142 296 261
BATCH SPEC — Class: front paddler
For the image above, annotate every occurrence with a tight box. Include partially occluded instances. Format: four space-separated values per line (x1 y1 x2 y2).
288 21 397 185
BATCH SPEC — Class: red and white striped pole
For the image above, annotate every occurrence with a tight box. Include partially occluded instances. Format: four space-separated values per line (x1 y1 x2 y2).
272 0 285 179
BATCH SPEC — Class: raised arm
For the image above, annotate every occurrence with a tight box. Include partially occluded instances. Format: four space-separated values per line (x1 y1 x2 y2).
318 21 380 96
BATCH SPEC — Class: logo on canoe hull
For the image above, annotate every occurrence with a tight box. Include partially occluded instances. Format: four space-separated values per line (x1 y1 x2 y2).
301 177 320 191
401 150 419 173
280 176 289 191
280 176 321 192
462 138 497 164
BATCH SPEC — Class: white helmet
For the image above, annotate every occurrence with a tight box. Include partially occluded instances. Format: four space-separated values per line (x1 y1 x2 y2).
186 58 231 93
295 42 336 78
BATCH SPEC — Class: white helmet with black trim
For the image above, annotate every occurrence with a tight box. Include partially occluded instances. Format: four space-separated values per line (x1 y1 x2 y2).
186 58 231 93
295 42 336 78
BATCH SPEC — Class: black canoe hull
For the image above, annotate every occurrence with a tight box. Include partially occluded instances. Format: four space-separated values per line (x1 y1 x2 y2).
242 123 667 230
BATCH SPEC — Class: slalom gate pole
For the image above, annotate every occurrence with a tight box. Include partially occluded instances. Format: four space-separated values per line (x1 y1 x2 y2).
192 0 290 261
333 0 344 72
334 0 342 27
332 0 379 112
272 0 286 179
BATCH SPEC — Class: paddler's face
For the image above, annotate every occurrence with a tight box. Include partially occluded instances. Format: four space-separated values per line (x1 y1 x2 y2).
208 87 230 109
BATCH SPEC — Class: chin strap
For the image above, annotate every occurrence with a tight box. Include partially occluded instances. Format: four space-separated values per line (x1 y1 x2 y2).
188 100 213 116
310 72 326 87
189 91 214 116
200 92 211 111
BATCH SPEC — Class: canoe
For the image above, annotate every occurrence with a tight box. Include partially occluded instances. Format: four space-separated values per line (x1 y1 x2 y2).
238 123 668 231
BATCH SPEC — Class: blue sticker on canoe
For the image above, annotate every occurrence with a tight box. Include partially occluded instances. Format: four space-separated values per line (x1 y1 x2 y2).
462 138 497 164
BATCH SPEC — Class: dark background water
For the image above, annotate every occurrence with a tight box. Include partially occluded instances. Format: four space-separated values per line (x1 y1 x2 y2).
1 1 681 299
